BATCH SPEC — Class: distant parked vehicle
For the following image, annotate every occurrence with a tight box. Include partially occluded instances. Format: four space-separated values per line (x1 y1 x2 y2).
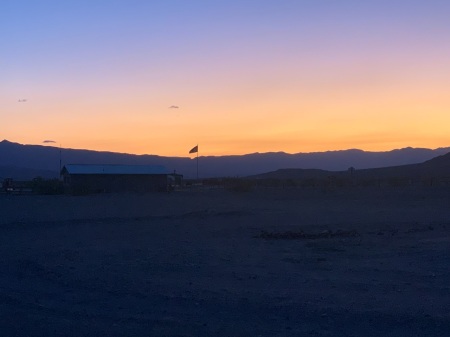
2 178 14 193
1 178 33 194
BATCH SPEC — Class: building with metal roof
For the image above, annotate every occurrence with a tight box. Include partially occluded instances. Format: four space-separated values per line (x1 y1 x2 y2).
61 164 182 194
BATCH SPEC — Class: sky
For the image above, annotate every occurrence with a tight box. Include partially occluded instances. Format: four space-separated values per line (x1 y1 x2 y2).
1 0 450 156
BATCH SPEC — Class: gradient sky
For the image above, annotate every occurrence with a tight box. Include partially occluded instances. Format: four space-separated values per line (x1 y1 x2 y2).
2 0 450 156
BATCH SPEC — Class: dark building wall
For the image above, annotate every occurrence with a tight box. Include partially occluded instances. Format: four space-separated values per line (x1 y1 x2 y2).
65 174 169 194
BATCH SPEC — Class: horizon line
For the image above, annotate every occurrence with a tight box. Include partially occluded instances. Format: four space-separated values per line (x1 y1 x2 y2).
2 139 450 158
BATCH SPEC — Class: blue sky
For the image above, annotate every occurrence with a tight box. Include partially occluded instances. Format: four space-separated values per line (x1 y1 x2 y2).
2 1 450 155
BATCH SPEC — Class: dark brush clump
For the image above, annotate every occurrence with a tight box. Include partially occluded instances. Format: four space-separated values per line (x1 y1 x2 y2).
258 229 360 240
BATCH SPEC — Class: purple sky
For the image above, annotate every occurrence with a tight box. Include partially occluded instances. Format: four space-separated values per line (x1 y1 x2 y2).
2 1 450 156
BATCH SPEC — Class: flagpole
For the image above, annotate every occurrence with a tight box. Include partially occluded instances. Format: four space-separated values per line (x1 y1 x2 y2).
189 145 199 181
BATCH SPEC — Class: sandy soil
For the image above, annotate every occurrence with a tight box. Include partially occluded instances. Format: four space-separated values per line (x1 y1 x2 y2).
1 186 449 336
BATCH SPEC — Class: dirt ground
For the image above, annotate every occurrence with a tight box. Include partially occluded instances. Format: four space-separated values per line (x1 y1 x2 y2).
1 186 449 336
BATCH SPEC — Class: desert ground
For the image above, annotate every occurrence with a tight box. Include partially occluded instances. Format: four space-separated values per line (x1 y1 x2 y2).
1 186 449 336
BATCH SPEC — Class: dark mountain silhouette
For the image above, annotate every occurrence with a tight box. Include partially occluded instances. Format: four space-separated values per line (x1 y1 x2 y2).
1 139 449 180
0 166 57 181
250 152 450 181
0 140 192 180
248 168 332 180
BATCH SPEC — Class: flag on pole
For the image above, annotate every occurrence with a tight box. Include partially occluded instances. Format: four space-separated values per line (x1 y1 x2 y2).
189 145 198 154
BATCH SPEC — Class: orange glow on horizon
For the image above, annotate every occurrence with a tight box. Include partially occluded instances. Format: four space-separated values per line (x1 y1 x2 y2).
4 84 450 157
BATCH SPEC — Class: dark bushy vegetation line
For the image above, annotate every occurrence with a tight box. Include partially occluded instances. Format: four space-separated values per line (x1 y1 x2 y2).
27 177 64 195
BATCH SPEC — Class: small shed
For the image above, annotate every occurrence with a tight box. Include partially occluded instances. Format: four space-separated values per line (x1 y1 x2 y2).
61 164 182 194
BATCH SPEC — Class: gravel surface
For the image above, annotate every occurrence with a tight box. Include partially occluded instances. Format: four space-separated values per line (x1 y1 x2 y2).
1 187 449 336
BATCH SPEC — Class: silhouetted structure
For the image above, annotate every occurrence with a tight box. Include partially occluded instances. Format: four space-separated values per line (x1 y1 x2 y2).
61 164 182 194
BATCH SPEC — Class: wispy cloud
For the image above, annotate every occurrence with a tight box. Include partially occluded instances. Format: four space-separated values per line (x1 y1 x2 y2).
169 105 179 109
43 140 56 143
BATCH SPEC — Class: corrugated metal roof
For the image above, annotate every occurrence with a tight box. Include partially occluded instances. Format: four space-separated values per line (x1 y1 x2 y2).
63 164 169 175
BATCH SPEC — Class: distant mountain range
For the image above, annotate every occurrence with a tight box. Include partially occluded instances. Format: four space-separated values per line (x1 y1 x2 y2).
1 139 450 180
